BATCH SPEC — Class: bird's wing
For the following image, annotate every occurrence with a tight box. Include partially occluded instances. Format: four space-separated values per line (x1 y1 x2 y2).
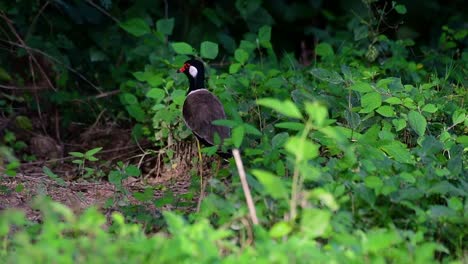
182 90 230 146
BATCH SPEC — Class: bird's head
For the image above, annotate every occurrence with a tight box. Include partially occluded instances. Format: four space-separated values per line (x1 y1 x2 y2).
177 59 205 80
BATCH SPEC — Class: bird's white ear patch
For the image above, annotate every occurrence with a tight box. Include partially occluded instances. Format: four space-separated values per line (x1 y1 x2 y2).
189 65 198 78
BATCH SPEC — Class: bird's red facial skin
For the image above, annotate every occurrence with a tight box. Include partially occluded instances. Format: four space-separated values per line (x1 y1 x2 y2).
178 63 190 73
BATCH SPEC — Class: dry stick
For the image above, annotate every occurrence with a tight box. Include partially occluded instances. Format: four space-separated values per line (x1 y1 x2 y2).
232 149 259 225
0 39 102 93
1 12 56 91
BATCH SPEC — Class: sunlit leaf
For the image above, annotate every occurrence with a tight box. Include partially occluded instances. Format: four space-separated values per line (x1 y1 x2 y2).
251 169 288 199
285 136 319 161
315 43 334 57
269 221 292 238
257 98 303 119
360 92 382 113
232 126 245 148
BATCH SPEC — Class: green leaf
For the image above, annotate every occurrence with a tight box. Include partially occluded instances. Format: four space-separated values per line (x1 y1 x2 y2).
156 18 174 35
43 166 66 186
381 141 414 164
365 176 383 189
344 110 361 129
119 18 151 37
125 165 141 177
301 208 331 238
376 105 395 117
234 49 249 64
363 229 401 253
422 104 437 113
285 136 319 161
315 43 334 57
274 122 305 131
447 197 463 211
243 123 262 136
108 170 123 188
85 147 102 157
395 4 407 14
133 188 154 202
354 25 369 41
305 102 328 127
360 92 382 113
120 93 138 105
310 68 344 84
385 97 403 105
171 42 194 55
69 152 84 158
232 126 245 148
408 110 427 136
229 63 242 74
251 169 288 199
257 98 303 119
456 135 468 147
258 25 271 47
171 89 186 106
452 110 465 125
200 41 219 59
146 88 166 102
126 105 146 122
269 221 292 238
392 118 406 131
350 81 373 93
0 67 12 81
15 116 33 131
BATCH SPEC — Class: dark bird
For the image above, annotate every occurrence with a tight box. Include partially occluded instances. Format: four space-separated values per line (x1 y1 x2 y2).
177 59 231 158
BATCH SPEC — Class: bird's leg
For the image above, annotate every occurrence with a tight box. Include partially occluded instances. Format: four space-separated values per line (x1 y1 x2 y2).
196 138 205 212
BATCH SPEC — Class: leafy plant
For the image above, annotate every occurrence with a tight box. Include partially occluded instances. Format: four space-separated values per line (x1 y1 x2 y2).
69 147 103 178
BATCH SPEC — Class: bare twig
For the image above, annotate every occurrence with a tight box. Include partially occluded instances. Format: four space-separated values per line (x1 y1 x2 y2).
85 0 120 24
232 149 259 225
0 11 56 91
0 39 102 93
0 84 48 90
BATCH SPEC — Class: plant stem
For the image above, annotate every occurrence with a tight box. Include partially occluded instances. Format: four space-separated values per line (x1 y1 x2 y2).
233 149 259 225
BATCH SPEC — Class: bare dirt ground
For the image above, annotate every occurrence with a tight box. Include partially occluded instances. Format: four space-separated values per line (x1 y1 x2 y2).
0 124 221 222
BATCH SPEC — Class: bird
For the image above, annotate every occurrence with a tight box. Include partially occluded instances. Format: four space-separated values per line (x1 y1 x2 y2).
177 59 231 158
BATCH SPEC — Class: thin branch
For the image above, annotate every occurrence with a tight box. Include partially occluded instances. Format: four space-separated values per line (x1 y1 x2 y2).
0 39 102 93
0 11 56 91
0 84 48 90
232 148 259 225
86 0 120 24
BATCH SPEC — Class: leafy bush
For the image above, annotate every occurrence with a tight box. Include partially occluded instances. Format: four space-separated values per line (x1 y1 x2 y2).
1 0 466 263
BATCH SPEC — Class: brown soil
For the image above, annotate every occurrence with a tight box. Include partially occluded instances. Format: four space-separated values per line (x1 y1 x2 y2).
0 123 222 222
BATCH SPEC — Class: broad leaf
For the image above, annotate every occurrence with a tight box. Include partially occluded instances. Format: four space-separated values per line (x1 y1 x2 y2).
156 18 174 35
171 42 194 55
360 92 382 113
408 110 427 136
285 136 319 161
120 18 150 37
200 41 219 59
257 98 303 119
251 169 288 199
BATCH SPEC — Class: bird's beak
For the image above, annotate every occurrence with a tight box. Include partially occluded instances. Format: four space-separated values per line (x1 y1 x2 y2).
177 65 185 73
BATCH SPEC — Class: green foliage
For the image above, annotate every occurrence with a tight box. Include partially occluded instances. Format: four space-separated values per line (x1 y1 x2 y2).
69 147 103 178
1 0 466 262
